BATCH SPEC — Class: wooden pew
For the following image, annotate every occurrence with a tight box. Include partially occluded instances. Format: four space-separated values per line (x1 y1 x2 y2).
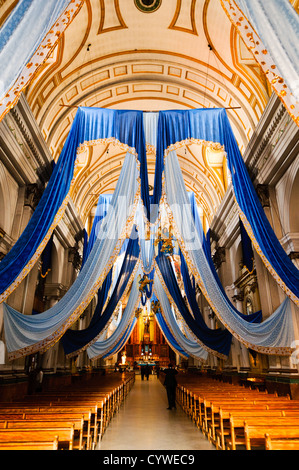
213 409 283 449
0 426 74 450
0 400 104 448
202 396 292 434
0 404 100 449
0 371 135 450
212 407 299 448
226 417 299 450
245 422 299 450
0 436 59 450
0 417 85 450
185 390 272 422
38 402 104 448
21 389 113 428
265 434 299 450
24 411 91 450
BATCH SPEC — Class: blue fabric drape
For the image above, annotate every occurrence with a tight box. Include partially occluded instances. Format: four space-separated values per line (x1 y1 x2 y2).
156 312 189 359
102 318 137 360
0 107 149 302
165 142 295 355
154 272 208 361
219 109 299 305
87 268 142 360
153 111 189 215
156 251 232 358
61 233 140 357
0 109 81 301
155 108 299 305
151 289 188 358
187 191 261 323
3 137 141 360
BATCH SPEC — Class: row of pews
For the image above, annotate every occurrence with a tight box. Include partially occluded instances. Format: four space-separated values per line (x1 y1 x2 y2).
0 371 135 450
176 373 299 450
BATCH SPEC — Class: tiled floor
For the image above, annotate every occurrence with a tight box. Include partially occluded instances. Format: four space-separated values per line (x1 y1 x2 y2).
97 374 215 450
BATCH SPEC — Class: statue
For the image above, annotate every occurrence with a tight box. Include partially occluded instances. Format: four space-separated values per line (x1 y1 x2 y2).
151 300 160 315
154 224 174 257
121 351 127 365
138 273 153 294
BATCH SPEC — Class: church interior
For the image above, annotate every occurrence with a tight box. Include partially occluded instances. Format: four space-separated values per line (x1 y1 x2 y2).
0 0 299 451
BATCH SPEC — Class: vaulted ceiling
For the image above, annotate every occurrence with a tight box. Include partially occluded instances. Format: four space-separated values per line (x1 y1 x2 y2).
23 0 272 229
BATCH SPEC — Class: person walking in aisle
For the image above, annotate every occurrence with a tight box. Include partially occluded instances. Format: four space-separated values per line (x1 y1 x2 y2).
163 363 178 409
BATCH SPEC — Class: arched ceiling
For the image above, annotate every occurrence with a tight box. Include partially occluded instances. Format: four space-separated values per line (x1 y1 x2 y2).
23 0 271 229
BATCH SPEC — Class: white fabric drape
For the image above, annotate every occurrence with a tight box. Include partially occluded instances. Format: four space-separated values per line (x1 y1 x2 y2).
235 0 299 101
0 0 83 122
154 273 208 362
3 151 140 360
135 199 157 273
164 148 295 356
87 268 142 360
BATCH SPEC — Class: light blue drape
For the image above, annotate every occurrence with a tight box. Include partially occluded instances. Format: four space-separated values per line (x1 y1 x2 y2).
62 233 140 357
0 0 71 102
0 107 149 303
234 0 299 102
155 312 189 359
156 252 232 358
102 318 137 360
187 191 262 323
2 106 297 361
154 273 208 362
87 270 142 360
3 150 140 360
165 147 295 355
153 108 298 305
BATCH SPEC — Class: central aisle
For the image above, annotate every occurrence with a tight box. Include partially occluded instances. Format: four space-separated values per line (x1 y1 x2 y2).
97 374 215 450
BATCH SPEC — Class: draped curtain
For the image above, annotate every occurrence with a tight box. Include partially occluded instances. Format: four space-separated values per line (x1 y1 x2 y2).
0 107 149 304
155 252 232 358
220 0 299 127
87 270 142 361
155 312 189 359
82 194 113 267
155 108 299 306
187 191 262 323
3 131 141 360
61 232 140 358
153 273 208 362
2 106 298 361
234 0 299 103
164 145 295 355
0 0 84 123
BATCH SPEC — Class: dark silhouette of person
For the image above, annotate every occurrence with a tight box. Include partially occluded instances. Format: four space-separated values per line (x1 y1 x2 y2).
141 365 145 380
163 363 178 409
145 363 150 380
